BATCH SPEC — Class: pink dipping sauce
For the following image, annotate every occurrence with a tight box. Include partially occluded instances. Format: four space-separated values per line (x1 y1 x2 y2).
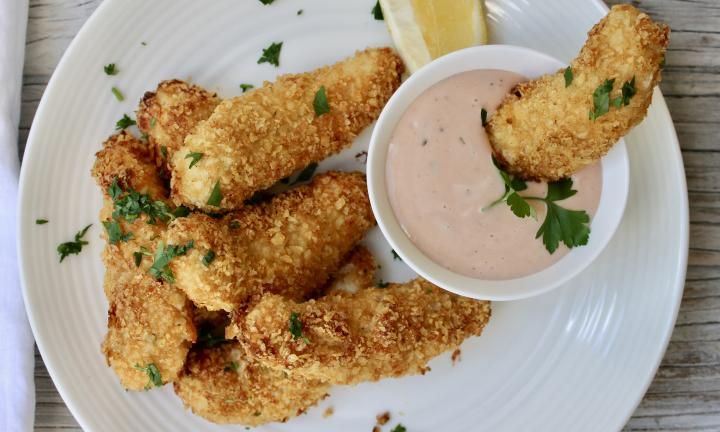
385 70 602 280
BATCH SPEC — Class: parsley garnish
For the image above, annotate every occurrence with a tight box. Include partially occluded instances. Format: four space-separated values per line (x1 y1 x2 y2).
134 363 162 389
133 251 143 267
589 78 614 120
612 76 636 107
148 240 194 283
111 86 124 102
202 249 216 267
258 0 274 4
109 179 176 224
258 42 283 67
390 425 407 432
564 66 573 87
102 220 133 244
391 249 402 261
36 219 48 225
485 159 590 254
239 83 254 93
115 114 136 130
104 63 118 75
372 0 384 20
296 162 318 183
224 361 240 372
297 9 303 15
313 86 330 116
207 181 223 207
57 224 92 262
185 152 203 169
481 108 488 127
173 206 190 218
289 312 310 343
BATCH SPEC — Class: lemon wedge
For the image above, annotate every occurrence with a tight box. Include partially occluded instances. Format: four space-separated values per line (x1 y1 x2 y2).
380 0 489 73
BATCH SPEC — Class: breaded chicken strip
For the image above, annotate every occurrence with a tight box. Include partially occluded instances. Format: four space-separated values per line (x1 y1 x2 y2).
102 272 196 390
174 342 329 425
487 5 669 181
325 245 377 295
170 48 404 210
91 132 170 299
165 171 375 311
137 79 220 169
230 278 491 385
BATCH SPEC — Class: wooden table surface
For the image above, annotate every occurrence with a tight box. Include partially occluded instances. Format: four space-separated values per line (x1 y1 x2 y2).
21 0 719 430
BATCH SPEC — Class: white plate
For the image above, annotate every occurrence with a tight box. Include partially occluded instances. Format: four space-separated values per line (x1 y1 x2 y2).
18 1 688 431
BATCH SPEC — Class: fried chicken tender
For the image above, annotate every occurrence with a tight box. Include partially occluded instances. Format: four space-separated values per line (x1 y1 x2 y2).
102 272 196 391
137 79 220 168
487 5 669 181
325 246 377 295
91 132 169 299
173 342 329 425
165 171 375 311
230 278 491 385
170 48 404 210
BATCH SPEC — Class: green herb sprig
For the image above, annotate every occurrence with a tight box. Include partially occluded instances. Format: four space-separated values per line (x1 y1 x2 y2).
57 224 92 262
289 312 310 343
258 42 283 67
148 240 194 283
134 363 162 389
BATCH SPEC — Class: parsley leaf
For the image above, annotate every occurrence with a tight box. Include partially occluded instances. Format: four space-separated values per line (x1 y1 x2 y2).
564 66 573 87
57 224 92 262
258 0 274 4
313 86 330 116
148 241 194 283
111 86 124 102
390 425 407 432
102 220 133 244
507 192 535 218
297 9 303 15
391 249 402 261
202 249 216 267
110 179 176 224
133 251 143 267
481 108 488 127
104 63 118 75
483 156 531 215
185 152 203 169
258 42 283 67
289 312 310 343
173 206 191 218
134 363 162 389
239 83 254 93
589 79 615 120
536 179 590 253
372 0 384 20
115 114 136 130
36 219 48 225
616 76 636 107
207 181 223 207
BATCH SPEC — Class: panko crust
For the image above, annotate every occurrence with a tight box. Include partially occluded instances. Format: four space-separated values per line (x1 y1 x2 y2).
173 342 329 425
102 272 196 391
165 171 375 311
231 278 491 385
487 5 669 181
325 245 377 295
169 47 404 210
136 79 220 169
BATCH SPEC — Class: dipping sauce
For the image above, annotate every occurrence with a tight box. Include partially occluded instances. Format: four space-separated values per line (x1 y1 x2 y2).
385 70 602 280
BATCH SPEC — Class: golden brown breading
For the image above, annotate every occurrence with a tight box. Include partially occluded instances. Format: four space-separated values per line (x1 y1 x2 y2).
137 79 220 169
173 342 329 425
91 132 169 299
169 48 404 210
487 5 669 181
230 278 491 385
165 171 375 311
325 245 377 295
102 272 196 391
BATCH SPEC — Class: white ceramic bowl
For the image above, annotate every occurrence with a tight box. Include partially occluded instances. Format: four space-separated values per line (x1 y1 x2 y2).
368 45 629 301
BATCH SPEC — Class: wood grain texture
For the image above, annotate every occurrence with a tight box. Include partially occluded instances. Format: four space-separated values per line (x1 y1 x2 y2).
19 0 719 430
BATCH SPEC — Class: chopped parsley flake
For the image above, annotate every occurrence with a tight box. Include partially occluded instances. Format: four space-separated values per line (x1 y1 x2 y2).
612 76 636 107
258 0 274 4
207 181 223 207
185 152 203 169
135 363 162 389
111 86 124 102
313 86 330 116
102 220 133 244
372 0 384 20
297 9 303 15
289 312 310 343
258 42 283 67
391 249 402 261
564 66 573 87
149 240 194 283
115 114 136 130
239 83 254 93
202 249 216 267
589 79 615 120
104 63 118 75
57 224 92 262
109 179 178 224
35 219 48 225
390 425 407 432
